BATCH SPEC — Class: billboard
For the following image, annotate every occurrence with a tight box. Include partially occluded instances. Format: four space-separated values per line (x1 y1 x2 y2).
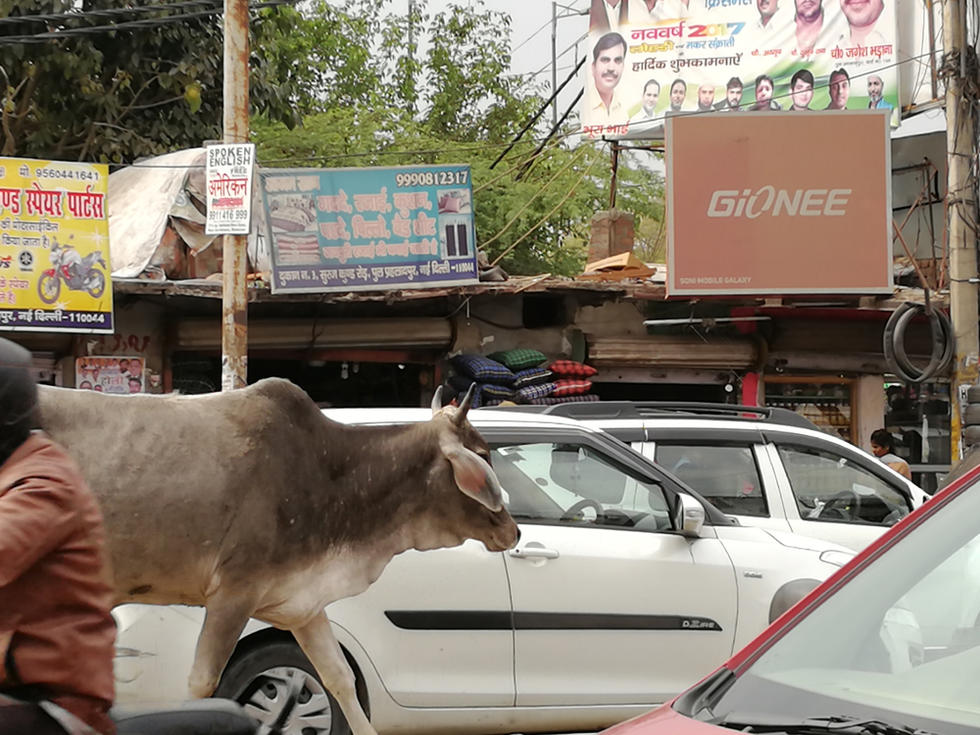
262 165 479 294
666 110 892 295
582 0 899 140
0 157 113 332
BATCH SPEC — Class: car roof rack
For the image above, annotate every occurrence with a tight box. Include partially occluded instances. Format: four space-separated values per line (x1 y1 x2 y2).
495 401 819 430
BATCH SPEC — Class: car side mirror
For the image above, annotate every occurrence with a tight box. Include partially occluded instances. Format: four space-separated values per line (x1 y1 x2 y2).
673 493 706 538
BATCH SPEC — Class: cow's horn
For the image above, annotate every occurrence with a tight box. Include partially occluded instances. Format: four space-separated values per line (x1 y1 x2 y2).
431 385 444 415
455 383 476 424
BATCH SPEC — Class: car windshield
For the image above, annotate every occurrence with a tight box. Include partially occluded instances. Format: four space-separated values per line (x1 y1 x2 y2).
704 481 980 735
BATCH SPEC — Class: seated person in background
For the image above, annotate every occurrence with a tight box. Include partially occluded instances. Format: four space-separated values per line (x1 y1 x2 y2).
870 428 912 479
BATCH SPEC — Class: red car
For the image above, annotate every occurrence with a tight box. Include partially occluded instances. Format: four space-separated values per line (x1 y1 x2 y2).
602 457 980 735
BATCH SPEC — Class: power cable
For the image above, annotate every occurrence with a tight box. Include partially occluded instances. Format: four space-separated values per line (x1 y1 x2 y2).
490 143 605 267
530 31 588 79
0 0 293 44
491 56 585 169
513 16 555 53
475 144 560 194
479 144 590 251
0 0 223 26
519 86 584 180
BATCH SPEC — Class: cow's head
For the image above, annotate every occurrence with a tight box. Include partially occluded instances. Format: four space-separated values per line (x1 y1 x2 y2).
428 384 520 552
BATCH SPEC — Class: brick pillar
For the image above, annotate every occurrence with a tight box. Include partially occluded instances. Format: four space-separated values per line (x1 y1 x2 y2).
588 209 635 264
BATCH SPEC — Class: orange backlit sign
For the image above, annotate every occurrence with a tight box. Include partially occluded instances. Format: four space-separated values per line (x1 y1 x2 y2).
666 110 892 296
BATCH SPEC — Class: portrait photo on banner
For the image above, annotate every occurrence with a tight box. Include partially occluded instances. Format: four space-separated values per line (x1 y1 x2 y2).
582 0 899 140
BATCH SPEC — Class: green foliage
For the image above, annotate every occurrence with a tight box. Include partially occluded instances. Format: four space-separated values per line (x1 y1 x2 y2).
0 0 304 161
253 0 665 277
0 0 665 275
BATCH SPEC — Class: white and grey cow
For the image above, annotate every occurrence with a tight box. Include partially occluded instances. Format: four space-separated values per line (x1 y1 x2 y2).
38 378 519 735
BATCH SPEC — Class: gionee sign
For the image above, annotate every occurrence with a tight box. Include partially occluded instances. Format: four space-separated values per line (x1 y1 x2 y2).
666 110 892 296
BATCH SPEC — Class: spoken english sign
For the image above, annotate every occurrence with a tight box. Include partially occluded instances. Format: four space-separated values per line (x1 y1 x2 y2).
666 110 892 296
205 143 255 235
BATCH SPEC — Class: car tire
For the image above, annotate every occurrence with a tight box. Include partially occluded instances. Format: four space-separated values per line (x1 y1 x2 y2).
967 384 980 406
962 425 980 446
214 640 352 735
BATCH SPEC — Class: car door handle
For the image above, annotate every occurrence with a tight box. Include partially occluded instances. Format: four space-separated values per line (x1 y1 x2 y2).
508 543 560 560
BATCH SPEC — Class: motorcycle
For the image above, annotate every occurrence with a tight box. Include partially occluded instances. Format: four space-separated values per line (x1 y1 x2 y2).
37 245 107 303
0 672 302 735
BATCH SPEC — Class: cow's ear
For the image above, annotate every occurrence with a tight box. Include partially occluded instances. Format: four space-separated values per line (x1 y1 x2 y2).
441 443 505 512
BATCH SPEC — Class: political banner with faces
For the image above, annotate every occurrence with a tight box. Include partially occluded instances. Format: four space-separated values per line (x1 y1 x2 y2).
582 0 899 140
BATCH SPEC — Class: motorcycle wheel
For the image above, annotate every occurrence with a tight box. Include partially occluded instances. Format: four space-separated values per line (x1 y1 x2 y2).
214 640 352 735
86 270 106 299
37 274 60 304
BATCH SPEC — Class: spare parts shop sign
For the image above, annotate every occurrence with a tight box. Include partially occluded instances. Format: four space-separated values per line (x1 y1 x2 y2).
666 110 892 296
261 165 478 294
0 157 113 333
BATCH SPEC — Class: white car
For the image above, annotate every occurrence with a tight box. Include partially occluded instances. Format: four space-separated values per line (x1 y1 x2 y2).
113 408 853 735
501 402 927 552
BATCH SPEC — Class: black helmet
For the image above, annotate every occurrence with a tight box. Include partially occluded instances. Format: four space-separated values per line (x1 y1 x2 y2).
0 337 38 466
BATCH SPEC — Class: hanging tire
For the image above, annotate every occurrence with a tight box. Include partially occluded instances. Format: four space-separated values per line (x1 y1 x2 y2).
214 640 352 735
883 302 953 383
37 273 60 304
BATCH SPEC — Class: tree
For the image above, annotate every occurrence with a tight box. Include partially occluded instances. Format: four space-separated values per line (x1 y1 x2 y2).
252 0 665 278
0 0 305 161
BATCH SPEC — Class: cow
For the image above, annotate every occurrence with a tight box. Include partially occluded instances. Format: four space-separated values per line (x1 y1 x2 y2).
37 377 519 735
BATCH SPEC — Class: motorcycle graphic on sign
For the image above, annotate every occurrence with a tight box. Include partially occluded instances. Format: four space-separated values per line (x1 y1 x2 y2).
37 240 107 304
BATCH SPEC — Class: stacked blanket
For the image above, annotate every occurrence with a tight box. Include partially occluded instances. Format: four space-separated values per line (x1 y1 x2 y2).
447 350 600 407
448 354 517 408
529 360 599 405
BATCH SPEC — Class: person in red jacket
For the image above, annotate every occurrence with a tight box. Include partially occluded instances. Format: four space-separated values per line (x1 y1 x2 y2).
0 338 117 735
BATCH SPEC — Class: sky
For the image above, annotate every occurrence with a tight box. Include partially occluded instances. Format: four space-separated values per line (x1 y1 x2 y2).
408 0 593 120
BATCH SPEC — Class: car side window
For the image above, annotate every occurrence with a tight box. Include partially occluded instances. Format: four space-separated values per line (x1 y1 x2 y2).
490 442 672 532
655 444 768 517
776 444 912 526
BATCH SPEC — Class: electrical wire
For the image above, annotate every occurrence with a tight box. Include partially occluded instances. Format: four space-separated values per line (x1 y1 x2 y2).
489 143 606 267
479 144 590 252
513 16 556 53
0 0 293 44
0 0 224 26
529 31 588 79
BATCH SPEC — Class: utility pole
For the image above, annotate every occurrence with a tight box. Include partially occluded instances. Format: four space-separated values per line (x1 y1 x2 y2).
221 0 250 391
943 0 979 459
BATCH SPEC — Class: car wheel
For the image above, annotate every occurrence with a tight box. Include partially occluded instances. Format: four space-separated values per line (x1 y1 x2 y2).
214 640 352 735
